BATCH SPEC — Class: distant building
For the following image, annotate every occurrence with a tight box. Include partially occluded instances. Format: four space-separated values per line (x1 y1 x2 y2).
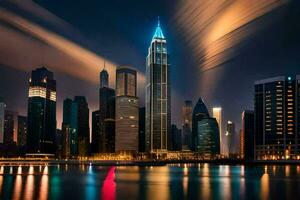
0 98 5 143
56 129 62 156
255 76 300 160
182 100 192 150
171 124 182 151
240 110 254 160
192 98 220 156
17 116 27 147
62 98 78 157
27 67 56 154
74 96 90 156
115 67 139 153
145 19 171 153
225 121 236 155
4 110 18 144
212 107 222 154
91 110 101 153
98 65 116 153
139 107 145 152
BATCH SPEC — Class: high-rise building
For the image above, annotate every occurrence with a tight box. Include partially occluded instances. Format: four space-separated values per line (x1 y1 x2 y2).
91 110 101 153
74 96 90 156
145 18 171 153
182 100 192 150
17 116 27 147
100 64 109 88
171 124 182 151
27 67 56 154
115 67 139 153
255 76 300 160
240 110 254 160
99 66 115 153
212 107 222 154
0 98 5 144
225 121 236 155
62 98 78 157
139 107 146 152
192 98 220 156
4 110 18 144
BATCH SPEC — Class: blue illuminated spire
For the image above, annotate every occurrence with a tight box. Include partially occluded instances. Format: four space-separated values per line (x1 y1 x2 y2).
152 16 165 40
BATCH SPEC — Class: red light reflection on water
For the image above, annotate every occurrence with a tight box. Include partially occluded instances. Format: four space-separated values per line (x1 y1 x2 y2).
101 166 116 200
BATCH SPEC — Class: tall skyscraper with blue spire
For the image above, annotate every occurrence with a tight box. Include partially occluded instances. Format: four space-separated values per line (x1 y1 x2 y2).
145 18 171 153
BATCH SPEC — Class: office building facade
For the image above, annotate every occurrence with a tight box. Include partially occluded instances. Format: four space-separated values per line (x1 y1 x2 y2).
27 67 56 154
240 110 254 160
17 116 27 147
115 67 139 152
145 19 171 153
0 98 5 143
255 76 300 160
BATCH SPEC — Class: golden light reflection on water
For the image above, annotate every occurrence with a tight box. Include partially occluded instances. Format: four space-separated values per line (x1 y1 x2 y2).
261 166 269 200
24 166 35 200
183 164 188 197
38 166 49 200
12 174 22 200
285 165 290 177
146 166 170 200
202 163 210 199
0 166 3 195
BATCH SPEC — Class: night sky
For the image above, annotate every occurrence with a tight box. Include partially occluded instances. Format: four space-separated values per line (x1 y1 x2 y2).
1 0 300 133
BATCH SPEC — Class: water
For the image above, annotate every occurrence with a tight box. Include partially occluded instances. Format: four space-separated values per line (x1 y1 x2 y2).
0 163 300 200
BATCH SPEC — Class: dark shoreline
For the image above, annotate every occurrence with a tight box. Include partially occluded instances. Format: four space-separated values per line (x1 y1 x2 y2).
0 159 299 166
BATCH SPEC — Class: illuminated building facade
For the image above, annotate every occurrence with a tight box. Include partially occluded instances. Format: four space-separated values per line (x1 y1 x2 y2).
192 98 220 155
99 67 115 153
27 67 56 154
182 100 192 150
145 19 171 153
255 76 300 160
0 98 5 143
62 98 78 157
212 107 222 153
240 110 254 160
225 121 236 155
74 96 90 156
115 67 139 152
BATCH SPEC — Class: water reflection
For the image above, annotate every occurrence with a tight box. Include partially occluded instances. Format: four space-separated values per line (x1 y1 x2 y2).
260 166 269 200
12 173 22 200
39 166 49 200
24 168 35 200
102 166 116 200
0 164 298 199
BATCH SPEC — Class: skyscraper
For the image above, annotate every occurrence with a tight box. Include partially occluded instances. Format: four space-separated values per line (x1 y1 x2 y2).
192 98 220 156
139 107 146 152
0 98 5 144
27 67 56 154
99 66 115 153
100 64 109 88
74 96 90 156
91 110 101 153
115 67 139 153
62 98 78 157
4 110 18 144
17 116 27 147
255 76 300 160
171 124 182 151
182 100 192 150
145 18 171 153
225 121 236 155
212 107 222 154
240 110 254 160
